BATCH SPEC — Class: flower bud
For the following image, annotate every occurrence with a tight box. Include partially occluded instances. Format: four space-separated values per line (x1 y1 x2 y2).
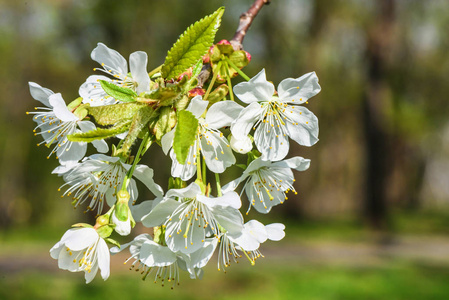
112 190 134 236
230 134 253 154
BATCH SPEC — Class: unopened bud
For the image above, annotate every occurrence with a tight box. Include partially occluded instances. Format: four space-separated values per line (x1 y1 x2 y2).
230 134 253 154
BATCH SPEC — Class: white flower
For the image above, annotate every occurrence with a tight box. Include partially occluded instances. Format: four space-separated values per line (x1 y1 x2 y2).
217 220 285 270
223 156 310 213
57 154 163 214
231 69 321 161
79 43 151 106
28 82 108 165
141 182 244 254
161 96 242 181
111 210 132 236
50 227 110 283
112 234 216 287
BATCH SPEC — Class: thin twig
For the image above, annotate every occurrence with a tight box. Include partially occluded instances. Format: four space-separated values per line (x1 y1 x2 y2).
230 0 271 50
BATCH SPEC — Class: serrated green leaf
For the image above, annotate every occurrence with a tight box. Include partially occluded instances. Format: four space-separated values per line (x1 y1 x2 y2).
162 7 224 79
100 80 137 103
87 102 145 126
68 120 131 142
173 110 198 164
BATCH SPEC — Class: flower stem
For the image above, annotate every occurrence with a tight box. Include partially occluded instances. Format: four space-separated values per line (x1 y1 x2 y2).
120 132 150 192
204 61 221 100
225 66 235 101
202 155 207 184
148 65 162 78
225 57 250 81
196 149 202 183
215 173 222 197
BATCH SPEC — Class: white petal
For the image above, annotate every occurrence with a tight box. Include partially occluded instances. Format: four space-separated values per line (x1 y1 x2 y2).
211 206 244 235
78 121 109 153
49 241 64 259
200 131 235 173
271 156 311 171
63 228 98 251
49 94 78 122
130 200 155 222
254 117 290 161
244 157 272 174
230 102 265 140
29 82 54 107
278 72 321 104
140 240 177 267
197 191 242 210
166 182 202 199
165 215 205 254
189 238 218 268
265 223 286 241
79 75 112 106
129 51 150 94
205 101 243 129
170 146 197 181
161 128 175 155
91 43 128 76
186 96 208 118
284 106 319 146
97 238 110 280
133 165 164 198
234 69 275 104
58 141 87 166
221 174 247 194
141 198 181 228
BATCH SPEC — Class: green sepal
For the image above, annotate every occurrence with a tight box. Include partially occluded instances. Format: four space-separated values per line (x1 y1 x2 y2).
73 104 89 120
247 149 261 165
173 110 198 164
153 106 177 142
115 190 130 222
161 7 224 79
87 102 146 126
68 120 131 142
104 238 121 248
206 84 229 105
99 80 137 103
235 164 247 170
153 226 165 245
96 224 114 239
168 177 186 190
67 97 83 110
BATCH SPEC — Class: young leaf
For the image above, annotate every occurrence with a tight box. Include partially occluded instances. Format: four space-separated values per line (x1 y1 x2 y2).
68 120 131 142
100 80 137 103
87 102 145 126
173 110 198 164
161 7 224 80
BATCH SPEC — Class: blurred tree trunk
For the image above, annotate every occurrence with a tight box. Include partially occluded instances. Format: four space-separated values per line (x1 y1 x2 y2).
362 0 396 229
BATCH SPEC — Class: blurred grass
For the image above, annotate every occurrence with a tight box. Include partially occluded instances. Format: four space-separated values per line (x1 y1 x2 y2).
2 209 449 299
2 260 449 300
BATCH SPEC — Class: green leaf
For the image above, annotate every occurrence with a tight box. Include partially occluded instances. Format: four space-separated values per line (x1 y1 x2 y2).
100 80 137 103
87 102 145 126
161 7 224 80
68 120 131 142
173 110 198 164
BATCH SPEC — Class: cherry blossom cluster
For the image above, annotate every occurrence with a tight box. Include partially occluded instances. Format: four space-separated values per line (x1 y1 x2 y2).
27 9 320 287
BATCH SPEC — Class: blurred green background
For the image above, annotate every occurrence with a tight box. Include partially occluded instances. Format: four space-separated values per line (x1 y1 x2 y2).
2 0 449 299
